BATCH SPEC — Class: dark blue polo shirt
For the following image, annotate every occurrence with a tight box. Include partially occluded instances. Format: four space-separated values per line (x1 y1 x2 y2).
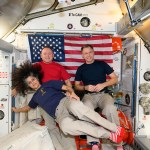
75 60 114 92
28 80 65 118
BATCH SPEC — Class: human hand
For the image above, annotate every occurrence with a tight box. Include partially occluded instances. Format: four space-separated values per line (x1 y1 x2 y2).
11 88 18 97
85 85 96 92
69 92 80 101
94 83 105 92
65 91 70 97
12 107 19 113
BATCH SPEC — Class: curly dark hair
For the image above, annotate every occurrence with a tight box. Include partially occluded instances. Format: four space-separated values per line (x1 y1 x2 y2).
12 60 43 96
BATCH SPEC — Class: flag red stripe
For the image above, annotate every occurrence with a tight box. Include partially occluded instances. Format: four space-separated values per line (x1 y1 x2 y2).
65 58 85 62
64 50 82 54
64 66 79 70
65 50 113 55
64 35 111 41
69 73 75 77
64 43 112 47
71 81 75 84
65 58 113 63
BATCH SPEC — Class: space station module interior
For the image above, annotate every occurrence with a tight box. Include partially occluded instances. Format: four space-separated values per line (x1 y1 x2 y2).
0 0 150 150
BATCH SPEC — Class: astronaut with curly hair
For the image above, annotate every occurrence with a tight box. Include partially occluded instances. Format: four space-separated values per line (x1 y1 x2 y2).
12 61 125 150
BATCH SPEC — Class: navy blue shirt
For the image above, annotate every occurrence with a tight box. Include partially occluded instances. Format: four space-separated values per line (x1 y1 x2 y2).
28 80 66 118
75 60 114 92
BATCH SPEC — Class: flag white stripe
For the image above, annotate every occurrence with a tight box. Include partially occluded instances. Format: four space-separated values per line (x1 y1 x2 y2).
67 70 77 74
65 46 112 51
60 62 84 66
65 54 113 59
65 39 112 44
70 77 75 81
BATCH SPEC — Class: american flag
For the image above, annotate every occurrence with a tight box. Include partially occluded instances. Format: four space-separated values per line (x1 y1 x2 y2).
28 34 113 83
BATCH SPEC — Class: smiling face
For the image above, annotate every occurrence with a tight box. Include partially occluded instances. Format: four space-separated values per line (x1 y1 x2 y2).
25 76 41 90
41 47 54 63
82 46 95 64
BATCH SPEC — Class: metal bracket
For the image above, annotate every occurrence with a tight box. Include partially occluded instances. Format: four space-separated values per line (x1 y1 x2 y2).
124 0 150 27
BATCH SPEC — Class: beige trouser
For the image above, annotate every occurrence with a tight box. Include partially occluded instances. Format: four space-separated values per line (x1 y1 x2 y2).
39 108 77 150
82 93 120 144
55 97 117 144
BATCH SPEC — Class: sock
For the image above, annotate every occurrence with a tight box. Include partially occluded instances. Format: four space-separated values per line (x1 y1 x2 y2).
116 126 125 137
109 132 123 144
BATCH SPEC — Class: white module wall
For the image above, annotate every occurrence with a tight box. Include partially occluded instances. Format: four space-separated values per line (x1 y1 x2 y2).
120 38 138 122
17 1 122 34
136 40 150 138
0 53 10 84
0 50 12 137
121 37 150 138
113 52 122 82
0 85 10 136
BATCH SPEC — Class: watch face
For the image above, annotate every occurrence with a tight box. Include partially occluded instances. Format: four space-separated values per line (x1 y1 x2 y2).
80 17 90 27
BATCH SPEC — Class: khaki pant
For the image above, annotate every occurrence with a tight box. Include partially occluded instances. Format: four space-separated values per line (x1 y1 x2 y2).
39 108 77 150
55 97 117 144
82 93 120 143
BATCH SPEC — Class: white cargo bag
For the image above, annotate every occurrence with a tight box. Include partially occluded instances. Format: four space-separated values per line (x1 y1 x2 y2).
0 121 55 150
